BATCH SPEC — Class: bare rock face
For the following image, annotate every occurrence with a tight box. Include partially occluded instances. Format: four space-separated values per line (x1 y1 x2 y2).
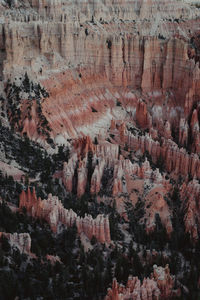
179 118 189 148
105 265 180 300
126 132 200 179
63 136 120 196
19 188 111 244
0 1 200 298
106 277 160 300
136 100 151 129
0 232 31 254
0 1 200 299
0 0 200 147
62 137 172 235
180 180 200 241
4 35 198 145
0 161 25 181
63 153 78 193
190 108 200 155
77 158 88 197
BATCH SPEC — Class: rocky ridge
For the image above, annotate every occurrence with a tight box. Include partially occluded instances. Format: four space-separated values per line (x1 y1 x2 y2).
63 136 173 235
0 1 200 299
19 188 111 244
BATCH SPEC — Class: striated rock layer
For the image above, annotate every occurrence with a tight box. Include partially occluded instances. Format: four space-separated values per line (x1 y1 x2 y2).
0 1 200 149
126 131 200 180
19 188 111 244
0 1 200 298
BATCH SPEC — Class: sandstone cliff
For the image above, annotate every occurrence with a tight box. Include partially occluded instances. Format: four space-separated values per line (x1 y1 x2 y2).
19 188 111 244
0 1 199 148
126 132 200 179
0 0 200 298
62 136 173 235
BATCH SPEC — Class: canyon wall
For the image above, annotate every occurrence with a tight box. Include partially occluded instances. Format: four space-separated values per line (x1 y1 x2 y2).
62 136 173 235
0 1 200 298
0 0 199 252
1 21 200 95
1 0 199 23
126 131 200 179
19 188 111 244
62 129 200 240
0 1 199 150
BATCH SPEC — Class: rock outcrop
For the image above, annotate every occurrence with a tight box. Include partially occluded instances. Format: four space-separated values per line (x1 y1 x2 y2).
126 132 200 179
0 232 31 254
62 137 173 235
105 265 180 300
0 161 25 181
180 180 200 241
136 100 151 129
0 0 200 145
19 188 111 244
0 1 200 298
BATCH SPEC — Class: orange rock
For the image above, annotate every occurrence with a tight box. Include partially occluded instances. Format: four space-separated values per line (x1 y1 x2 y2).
19 190 111 244
126 132 200 179
105 265 179 300
136 100 150 129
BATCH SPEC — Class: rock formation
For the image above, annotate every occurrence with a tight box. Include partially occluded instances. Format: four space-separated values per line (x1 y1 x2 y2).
1 1 200 300
19 188 111 244
126 132 200 179
180 180 200 241
0 0 200 298
136 100 151 129
0 0 199 146
0 232 31 254
105 265 180 300
0 161 25 181
62 137 173 235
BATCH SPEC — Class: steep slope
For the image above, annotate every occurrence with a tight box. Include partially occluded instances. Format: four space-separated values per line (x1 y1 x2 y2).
0 1 200 299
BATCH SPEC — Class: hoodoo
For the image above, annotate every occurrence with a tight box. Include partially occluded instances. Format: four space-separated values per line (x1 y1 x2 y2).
0 0 200 299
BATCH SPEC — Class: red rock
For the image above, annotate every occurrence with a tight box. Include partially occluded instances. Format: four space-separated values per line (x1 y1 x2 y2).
1 0 200 262
179 118 189 148
164 121 172 140
180 180 200 241
63 139 120 196
90 159 106 195
77 158 88 197
63 153 78 193
105 265 180 300
19 189 111 244
126 132 200 179
2 10 200 144
136 100 150 129
62 138 174 235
